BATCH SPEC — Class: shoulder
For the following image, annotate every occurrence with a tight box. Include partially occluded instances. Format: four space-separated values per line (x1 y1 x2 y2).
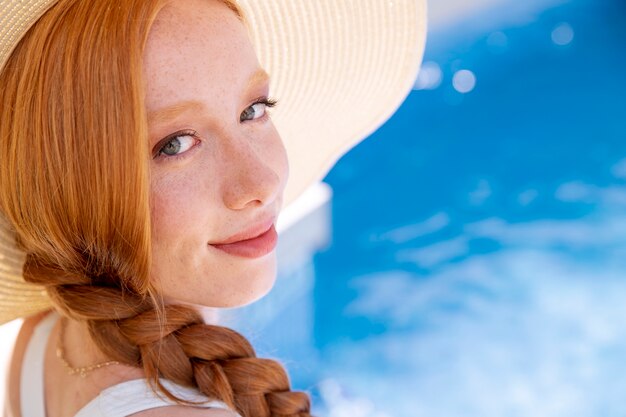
4 310 52 417
129 406 240 417
89 378 241 417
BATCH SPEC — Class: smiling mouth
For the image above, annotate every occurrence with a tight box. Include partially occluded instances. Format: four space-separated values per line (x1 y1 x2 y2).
210 215 276 245
209 224 277 258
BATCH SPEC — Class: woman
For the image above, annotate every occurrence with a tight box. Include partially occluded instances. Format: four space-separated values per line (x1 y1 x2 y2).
0 0 426 416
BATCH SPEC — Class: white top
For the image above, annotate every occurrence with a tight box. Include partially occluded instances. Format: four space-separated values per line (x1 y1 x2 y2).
20 312 240 417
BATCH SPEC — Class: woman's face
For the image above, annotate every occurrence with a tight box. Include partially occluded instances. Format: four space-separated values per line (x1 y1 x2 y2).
144 0 289 308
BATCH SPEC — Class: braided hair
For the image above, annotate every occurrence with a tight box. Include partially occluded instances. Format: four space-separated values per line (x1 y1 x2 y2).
0 0 312 415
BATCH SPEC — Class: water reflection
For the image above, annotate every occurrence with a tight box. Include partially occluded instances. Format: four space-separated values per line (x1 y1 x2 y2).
552 22 575 45
228 0 626 415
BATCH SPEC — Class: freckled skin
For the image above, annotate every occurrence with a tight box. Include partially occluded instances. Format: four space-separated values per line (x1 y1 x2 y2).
144 0 289 308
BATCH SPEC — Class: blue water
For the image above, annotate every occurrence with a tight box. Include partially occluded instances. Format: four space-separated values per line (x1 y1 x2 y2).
227 0 626 415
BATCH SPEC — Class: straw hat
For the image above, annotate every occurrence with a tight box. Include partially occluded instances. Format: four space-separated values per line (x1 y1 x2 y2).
0 0 427 324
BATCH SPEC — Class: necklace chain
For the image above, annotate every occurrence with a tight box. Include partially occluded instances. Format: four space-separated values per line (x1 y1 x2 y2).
56 317 120 378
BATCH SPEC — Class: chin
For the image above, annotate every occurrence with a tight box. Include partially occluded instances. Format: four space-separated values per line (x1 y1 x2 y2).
231 262 278 308
165 271 276 310
159 254 279 309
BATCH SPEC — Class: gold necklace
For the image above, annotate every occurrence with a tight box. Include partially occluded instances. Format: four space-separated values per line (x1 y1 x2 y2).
56 317 120 378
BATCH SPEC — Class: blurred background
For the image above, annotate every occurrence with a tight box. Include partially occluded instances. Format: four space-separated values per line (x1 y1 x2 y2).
0 0 624 415
224 0 626 416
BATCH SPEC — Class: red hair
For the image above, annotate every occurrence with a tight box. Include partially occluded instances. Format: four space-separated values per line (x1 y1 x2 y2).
0 0 311 415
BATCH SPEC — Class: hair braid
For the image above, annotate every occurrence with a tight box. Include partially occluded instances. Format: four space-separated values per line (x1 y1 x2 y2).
3 0 314 415
23 256 313 417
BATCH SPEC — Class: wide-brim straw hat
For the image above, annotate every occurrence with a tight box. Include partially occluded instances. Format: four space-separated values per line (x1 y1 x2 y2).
0 0 427 324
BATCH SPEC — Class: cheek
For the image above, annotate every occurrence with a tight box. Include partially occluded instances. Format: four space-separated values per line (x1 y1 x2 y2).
150 170 206 239
268 129 290 185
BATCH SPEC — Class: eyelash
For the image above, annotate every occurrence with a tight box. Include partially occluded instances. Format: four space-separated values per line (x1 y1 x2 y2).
153 96 279 161
152 129 199 161
241 97 278 122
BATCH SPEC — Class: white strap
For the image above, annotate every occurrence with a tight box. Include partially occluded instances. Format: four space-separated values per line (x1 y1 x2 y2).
19 310 238 417
74 378 237 417
20 311 59 417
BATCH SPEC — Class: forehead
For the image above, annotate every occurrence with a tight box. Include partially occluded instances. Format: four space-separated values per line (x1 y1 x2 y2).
143 0 260 113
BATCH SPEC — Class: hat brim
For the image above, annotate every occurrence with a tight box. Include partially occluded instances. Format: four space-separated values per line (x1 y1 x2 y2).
0 0 427 324
240 0 427 208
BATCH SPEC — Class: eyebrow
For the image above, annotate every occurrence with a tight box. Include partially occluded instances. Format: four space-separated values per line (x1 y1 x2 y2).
148 100 205 125
147 68 271 125
247 68 270 90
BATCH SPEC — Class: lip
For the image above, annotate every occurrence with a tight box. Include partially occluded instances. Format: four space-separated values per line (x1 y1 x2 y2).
210 216 276 245
209 223 278 258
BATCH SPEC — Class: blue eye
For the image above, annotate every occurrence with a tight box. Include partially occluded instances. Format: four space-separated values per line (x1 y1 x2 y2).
240 97 278 122
154 131 199 159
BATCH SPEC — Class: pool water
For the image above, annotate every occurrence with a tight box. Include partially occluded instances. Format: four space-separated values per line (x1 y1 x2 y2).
226 0 626 415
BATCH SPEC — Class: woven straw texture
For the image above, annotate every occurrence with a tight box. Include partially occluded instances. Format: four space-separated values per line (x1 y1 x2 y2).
0 0 427 324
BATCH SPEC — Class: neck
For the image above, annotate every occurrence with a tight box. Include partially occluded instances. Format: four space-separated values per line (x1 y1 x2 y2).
56 314 142 380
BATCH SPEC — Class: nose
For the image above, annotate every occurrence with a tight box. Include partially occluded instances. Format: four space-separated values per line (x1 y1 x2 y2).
219 133 283 210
